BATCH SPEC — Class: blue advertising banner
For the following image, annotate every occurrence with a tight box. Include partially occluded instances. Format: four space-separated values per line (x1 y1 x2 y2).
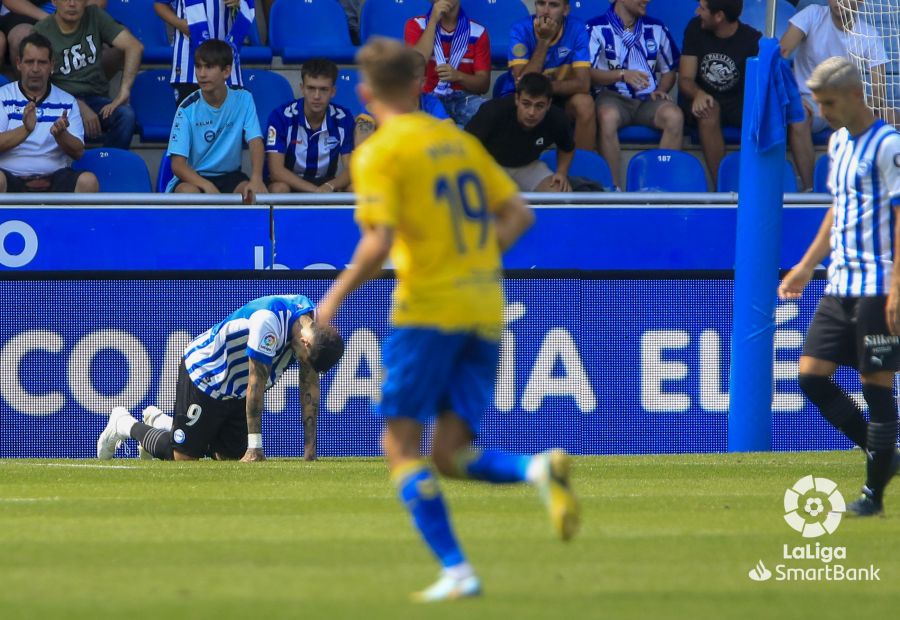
1 205 828 271
0 275 853 458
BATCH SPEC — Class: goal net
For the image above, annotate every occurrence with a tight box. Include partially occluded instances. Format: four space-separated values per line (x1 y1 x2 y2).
835 0 900 125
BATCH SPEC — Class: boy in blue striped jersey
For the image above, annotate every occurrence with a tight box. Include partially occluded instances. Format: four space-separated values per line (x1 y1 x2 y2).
97 295 344 462
779 56 900 516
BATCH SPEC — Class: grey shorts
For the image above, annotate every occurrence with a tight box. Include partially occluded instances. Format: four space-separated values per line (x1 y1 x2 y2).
503 160 553 192
595 90 672 128
802 94 831 134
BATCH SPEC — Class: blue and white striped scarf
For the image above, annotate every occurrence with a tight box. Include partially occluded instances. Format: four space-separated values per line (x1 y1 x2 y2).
426 9 471 96
607 6 655 98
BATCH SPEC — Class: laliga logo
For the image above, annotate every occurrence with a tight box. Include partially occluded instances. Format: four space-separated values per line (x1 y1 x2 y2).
783 475 845 538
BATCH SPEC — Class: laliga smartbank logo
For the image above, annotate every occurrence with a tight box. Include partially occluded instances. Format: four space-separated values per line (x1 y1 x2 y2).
783 474 844 538
747 475 880 583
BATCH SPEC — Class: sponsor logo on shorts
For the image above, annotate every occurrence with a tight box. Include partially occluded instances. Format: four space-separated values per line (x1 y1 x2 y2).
174 429 186 444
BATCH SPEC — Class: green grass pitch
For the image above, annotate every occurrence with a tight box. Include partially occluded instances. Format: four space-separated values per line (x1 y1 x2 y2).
1 452 898 619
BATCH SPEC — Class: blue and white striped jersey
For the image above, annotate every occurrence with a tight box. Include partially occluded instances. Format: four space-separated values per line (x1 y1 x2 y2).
0 81 83 176
155 0 254 86
183 295 315 400
826 119 900 297
586 9 680 98
265 99 355 183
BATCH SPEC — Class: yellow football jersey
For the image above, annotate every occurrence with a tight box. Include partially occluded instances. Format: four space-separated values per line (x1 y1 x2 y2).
351 112 519 335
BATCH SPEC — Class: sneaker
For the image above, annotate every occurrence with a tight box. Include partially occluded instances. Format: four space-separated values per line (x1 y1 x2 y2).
847 487 883 517
533 449 580 541
410 574 482 603
97 407 134 460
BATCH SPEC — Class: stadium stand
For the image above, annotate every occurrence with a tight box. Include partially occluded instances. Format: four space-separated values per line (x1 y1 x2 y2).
334 68 365 118
567 0 602 24
106 0 173 63
132 70 178 143
813 154 830 194
241 18 274 65
618 126 663 144
72 148 153 192
626 149 708 192
461 0 530 65
540 148 615 191
492 72 514 99
716 152 799 192
743 0 796 39
360 0 431 43
243 69 294 134
269 0 358 63
647 0 696 48
156 153 174 193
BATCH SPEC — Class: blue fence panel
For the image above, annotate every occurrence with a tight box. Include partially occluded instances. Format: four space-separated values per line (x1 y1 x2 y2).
0 275 853 458
1 205 828 271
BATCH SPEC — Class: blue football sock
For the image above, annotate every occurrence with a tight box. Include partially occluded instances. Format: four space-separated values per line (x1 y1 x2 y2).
393 461 465 568
455 447 530 483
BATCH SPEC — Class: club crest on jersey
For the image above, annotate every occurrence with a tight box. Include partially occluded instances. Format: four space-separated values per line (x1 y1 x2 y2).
557 47 571 58
857 159 871 175
174 429 186 444
325 137 340 151
646 40 657 53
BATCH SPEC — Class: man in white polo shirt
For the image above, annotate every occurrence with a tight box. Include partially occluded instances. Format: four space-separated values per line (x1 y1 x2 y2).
780 0 887 190
0 32 97 192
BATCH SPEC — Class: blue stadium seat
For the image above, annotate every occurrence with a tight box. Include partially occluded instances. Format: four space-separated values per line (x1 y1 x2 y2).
360 0 431 43
461 0 529 65
106 0 172 63
240 21 273 64
269 0 357 63
813 154 830 193
647 0 695 48
716 151 798 192
540 148 615 191
568 0 602 24
492 71 514 98
618 126 662 144
625 149 708 192
131 70 177 142
742 0 795 39
72 148 152 192
157 153 173 193
243 69 294 133
334 69 365 118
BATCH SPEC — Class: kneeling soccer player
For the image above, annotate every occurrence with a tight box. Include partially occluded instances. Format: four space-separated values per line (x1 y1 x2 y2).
97 295 344 462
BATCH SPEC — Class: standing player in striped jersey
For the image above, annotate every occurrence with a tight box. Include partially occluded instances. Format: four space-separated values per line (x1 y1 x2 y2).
316 38 577 602
97 295 344 462
779 57 900 517
154 0 254 105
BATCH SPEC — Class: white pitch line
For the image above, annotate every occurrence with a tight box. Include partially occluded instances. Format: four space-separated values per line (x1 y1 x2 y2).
0 462 142 470
0 497 61 502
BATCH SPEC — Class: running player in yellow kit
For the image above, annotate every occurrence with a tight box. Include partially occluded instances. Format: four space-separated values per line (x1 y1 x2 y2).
316 38 579 603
